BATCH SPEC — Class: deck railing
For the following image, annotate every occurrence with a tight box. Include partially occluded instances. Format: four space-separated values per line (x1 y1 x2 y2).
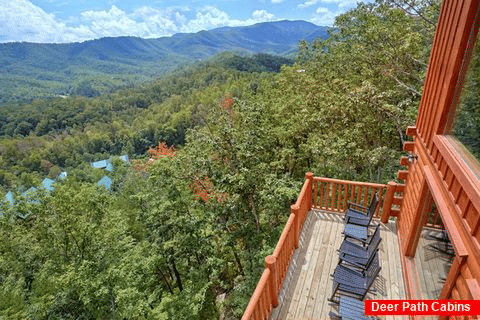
312 177 386 217
241 173 398 320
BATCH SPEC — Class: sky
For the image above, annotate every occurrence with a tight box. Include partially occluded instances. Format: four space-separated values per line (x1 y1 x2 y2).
0 0 365 44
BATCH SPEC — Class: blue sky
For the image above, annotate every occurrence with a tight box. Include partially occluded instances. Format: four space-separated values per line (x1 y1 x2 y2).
0 0 364 43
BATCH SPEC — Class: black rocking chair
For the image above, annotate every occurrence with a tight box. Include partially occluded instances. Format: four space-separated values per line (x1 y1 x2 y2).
339 224 382 273
344 192 379 227
329 254 381 303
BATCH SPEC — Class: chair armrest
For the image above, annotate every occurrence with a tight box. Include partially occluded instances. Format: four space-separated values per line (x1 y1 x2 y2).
347 201 368 212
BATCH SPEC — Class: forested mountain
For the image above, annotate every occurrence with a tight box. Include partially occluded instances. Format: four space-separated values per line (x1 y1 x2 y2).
0 1 449 319
0 20 328 104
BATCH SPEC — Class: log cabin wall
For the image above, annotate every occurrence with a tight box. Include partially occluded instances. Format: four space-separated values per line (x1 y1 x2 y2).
397 0 480 302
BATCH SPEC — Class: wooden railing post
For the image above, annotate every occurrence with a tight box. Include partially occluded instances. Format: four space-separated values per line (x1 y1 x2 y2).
305 172 314 210
265 255 278 307
291 204 299 248
381 181 397 223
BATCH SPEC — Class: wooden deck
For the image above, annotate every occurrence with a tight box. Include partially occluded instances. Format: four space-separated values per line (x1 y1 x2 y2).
270 209 407 320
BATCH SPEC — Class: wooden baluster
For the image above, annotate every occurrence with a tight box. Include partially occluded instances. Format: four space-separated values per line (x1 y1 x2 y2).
337 184 343 210
356 185 362 204
258 293 263 320
259 291 266 320
371 187 377 213
253 307 260 320
331 183 336 211
328 182 331 209
362 186 369 207
323 181 326 209
319 181 324 209
313 180 318 208
323 182 328 210
343 184 349 211
264 286 270 317
376 187 383 217
336 183 340 210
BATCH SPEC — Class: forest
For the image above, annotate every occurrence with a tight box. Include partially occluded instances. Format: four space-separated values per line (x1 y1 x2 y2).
2 0 475 318
0 20 323 105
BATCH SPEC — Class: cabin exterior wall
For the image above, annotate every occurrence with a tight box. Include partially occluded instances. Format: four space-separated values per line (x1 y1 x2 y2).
396 0 480 303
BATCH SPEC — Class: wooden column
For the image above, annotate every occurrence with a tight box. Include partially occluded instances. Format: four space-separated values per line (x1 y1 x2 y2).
265 255 278 308
305 172 314 211
291 204 300 248
381 181 397 223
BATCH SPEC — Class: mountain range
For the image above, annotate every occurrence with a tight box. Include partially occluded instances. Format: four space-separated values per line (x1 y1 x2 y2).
0 20 329 104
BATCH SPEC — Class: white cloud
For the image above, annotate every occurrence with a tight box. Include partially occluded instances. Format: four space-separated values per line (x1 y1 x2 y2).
298 0 321 8
299 0 357 9
132 7 188 36
81 5 145 38
0 0 95 43
182 6 277 32
320 0 358 8
183 6 232 31
271 0 285 3
0 2 278 43
252 9 275 20
309 7 338 26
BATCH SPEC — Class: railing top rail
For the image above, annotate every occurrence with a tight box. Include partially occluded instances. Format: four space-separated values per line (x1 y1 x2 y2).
294 173 313 207
272 213 295 257
241 268 271 320
313 176 387 189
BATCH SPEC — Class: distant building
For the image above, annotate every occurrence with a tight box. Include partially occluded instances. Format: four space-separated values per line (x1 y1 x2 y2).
91 159 113 172
90 155 129 172
42 178 56 191
0 155 129 217
97 176 113 190
5 191 14 205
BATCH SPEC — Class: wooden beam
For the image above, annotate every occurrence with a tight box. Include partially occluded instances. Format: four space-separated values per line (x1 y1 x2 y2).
397 170 409 181
406 126 417 137
390 208 400 217
440 255 467 299
400 156 410 166
403 141 415 152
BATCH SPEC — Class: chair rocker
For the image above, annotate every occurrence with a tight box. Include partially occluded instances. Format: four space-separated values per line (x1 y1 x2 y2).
329 296 378 320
